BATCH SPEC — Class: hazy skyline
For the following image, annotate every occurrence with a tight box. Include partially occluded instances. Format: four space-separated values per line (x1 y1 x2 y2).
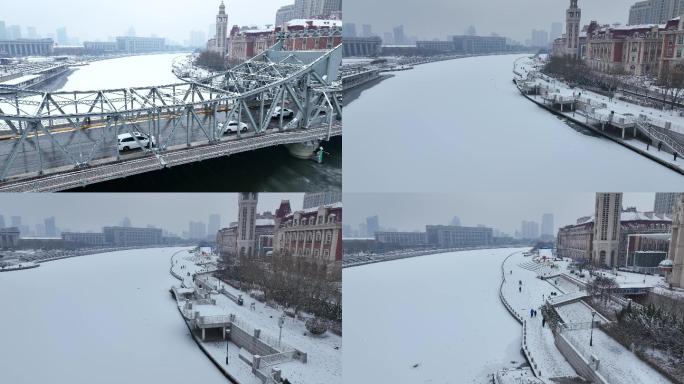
0 193 303 235
343 193 658 236
3 0 292 44
346 0 637 43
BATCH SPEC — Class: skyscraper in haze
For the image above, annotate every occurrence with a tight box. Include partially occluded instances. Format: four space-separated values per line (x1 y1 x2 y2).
550 22 563 40
521 221 539 239
450 216 461 226
541 213 554 238
0 21 6 40
56 27 68 45
0 214 5 228
654 193 682 216
361 24 372 37
343 22 357 37
44 217 56 237
122 217 131 227
393 25 405 45
11 216 21 227
208 214 221 237
366 215 379 237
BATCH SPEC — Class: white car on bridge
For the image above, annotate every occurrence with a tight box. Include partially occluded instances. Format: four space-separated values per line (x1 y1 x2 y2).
271 106 294 119
117 132 156 152
218 121 249 135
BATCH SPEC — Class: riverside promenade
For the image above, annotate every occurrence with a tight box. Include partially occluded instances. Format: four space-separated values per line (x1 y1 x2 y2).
169 249 342 384
514 56 684 176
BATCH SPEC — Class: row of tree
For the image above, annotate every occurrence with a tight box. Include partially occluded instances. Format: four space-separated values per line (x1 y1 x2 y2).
218 252 342 322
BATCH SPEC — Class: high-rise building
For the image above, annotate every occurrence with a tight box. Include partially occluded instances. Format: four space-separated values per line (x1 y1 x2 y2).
275 4 296 27
565 0 581 57
343 22 357 38
237 193 258 256
450 216 461 226
592 193 622 267
215 1 228 57
366 215 379 237
122 217 131 227
44 217 57 237
393 25 405 45
541 213 554 237
10 216 21 227
208 214 221 237
426 225 493 247
466 26 477 36
0 21 6 40
188 221 207 240
550 22 563 40
531 29 549 48
303 192 342 209
654 193 683 216
0 214 4 228
189 30 206 48
7 25 21 40
628 0 684 25
361 24 373 37
56 27 68 45
521 221 540 239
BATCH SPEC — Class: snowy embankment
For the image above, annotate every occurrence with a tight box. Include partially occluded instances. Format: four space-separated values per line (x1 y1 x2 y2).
501 251 578 382
515 57 684 174
169 249 342 384
345 247 528 384
505 249 674 384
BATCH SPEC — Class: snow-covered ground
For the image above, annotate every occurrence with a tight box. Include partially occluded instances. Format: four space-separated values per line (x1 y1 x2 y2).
506 250 674 384
344 54 684 192
57 53 185 91
0 247 229 384
502 251 578 380
344 247 529 384
170 250 342 384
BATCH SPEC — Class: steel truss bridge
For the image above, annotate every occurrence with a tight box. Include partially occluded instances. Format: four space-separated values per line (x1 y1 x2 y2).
0 41 342 191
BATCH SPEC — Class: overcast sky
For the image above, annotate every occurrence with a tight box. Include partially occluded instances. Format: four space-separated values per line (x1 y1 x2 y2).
3 0 292 44
0 193 303 235
343 193 657 236
346 0 638 43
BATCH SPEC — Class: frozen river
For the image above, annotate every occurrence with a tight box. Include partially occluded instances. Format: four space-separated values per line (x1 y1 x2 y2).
343 248 527 384
343 54 684 191
55 53 184 91
0 247 228 384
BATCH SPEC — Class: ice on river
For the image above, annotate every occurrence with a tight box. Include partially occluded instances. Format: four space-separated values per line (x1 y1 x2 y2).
0 247 228 384
343 247 528 384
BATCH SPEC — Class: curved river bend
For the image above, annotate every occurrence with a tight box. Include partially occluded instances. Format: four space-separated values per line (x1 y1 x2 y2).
344 54 684 191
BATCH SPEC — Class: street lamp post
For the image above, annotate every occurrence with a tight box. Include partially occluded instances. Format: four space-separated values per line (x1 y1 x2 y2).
278 315 285 348
590 311 596 347
226 337 229 365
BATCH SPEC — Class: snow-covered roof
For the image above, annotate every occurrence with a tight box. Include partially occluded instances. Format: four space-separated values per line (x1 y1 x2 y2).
286 19 342 28
256 218 274 226
573 211 671 226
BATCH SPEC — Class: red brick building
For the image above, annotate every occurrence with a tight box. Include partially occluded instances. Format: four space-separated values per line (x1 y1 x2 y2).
274 202 342 268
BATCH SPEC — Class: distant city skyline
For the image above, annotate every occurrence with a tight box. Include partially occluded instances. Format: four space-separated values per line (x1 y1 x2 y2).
2 0 293 44
345 0 638 44
0 193 303 236
343 193 657 237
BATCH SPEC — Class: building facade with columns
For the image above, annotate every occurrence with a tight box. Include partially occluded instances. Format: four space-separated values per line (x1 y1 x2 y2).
0 39 54 57
274 202 342 268
216 193 275 259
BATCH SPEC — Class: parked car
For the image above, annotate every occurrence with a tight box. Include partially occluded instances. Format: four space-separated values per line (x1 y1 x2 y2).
218 120 249 134
117 132 156 152
271 106 294 119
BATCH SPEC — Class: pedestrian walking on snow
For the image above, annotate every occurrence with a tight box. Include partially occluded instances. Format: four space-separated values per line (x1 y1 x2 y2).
542 317 546 327
519 286 522 293
530 309 534 317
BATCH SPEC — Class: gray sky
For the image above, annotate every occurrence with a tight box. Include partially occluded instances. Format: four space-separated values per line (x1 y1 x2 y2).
0 193 303 235
343 193 657 236
346 0 637 43
4 0 292 44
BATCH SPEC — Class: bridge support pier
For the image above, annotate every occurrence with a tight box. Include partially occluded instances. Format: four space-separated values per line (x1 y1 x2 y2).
285 140 319 160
